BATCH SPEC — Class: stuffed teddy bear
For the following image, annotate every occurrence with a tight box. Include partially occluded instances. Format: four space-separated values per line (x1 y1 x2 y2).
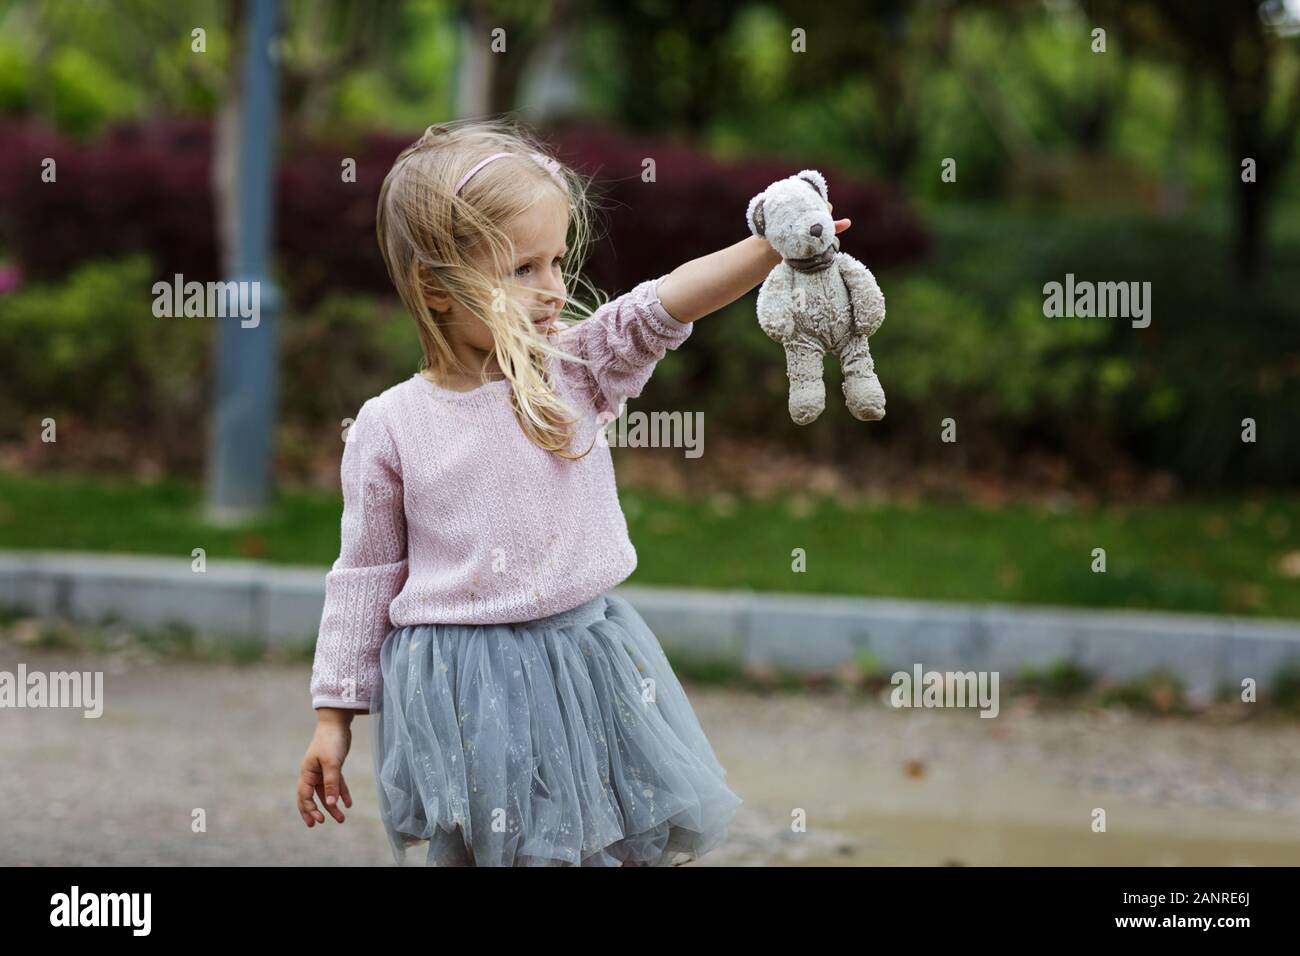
746 169 886 424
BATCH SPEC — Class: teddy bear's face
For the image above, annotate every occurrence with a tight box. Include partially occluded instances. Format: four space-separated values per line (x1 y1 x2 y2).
747 171 839 271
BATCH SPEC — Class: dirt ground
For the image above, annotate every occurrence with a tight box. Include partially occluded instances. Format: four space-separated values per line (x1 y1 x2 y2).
4 644 1300 866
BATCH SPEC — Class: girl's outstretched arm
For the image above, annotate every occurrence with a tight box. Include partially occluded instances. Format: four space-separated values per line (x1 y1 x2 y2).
655 209 850 324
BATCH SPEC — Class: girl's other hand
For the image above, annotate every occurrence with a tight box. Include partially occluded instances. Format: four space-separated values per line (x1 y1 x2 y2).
297 714 355 826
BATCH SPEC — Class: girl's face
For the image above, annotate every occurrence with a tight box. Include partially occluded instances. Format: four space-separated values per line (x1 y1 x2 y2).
433 194 570 357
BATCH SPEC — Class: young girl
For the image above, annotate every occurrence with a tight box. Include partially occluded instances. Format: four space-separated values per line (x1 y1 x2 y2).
295 117 849 866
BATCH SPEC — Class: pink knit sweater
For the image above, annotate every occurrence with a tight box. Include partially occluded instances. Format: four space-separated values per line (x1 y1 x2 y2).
309 275 692 709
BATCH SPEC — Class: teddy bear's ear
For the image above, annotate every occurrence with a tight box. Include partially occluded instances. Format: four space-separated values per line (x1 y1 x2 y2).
746 193 766 237
795 169 828 202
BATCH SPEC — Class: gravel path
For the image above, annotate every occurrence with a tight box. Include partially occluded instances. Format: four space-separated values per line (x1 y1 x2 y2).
4 644 1300 866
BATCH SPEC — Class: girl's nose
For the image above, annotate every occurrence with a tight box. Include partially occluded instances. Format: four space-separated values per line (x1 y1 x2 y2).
542 279 566 305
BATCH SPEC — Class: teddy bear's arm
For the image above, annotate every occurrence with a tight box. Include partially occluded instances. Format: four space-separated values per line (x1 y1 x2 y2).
836 252 885 336
756 267 796 342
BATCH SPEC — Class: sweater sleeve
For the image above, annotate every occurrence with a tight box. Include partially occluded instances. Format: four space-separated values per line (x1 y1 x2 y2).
310 398 409 711
555 275 693 417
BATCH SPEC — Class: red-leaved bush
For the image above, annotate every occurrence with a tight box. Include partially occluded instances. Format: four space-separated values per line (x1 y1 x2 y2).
0 117 929 305
548 120 930 291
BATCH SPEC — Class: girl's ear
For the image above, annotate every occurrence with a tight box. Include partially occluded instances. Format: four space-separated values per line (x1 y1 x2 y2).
419 268 453 313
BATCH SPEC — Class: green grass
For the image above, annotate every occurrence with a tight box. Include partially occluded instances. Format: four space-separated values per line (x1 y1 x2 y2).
0 470 347 564
0 469 1297 618
622 489 1300 617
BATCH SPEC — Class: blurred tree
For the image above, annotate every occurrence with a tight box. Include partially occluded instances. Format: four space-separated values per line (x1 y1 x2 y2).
589 0 750 135
0 0 224 131
1091 0 1300 283
947 2 1156 210
771 0 961 183
453 0 584 118
956 2 1130 155
276 0 403 127
1 0 402 268
214 0 399 271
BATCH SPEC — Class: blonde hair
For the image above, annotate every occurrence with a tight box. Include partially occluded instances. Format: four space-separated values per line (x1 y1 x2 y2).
376 116 608 459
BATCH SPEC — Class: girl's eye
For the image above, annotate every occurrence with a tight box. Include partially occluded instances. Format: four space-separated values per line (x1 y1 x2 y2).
515 257 563 277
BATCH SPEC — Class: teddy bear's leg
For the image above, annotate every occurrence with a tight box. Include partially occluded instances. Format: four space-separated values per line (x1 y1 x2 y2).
784 337 826 425
839 334 885 421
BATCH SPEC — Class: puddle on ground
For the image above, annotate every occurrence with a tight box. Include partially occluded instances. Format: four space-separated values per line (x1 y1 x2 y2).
712 748 1300 866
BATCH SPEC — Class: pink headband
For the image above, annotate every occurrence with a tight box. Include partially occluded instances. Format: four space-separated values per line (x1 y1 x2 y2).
455 150 566 194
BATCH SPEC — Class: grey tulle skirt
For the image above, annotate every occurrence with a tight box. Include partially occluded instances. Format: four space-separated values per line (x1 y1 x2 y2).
369 591 743 866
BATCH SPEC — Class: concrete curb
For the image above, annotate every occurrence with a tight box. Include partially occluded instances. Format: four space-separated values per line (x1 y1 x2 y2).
2 549 1298 701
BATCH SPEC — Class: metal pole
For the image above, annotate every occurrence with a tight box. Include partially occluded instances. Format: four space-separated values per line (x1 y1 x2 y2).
205 0 282 522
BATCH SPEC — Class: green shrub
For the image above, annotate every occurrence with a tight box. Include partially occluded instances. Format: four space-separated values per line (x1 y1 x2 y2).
0 256 419 477
1017 660 1095 699
0 254 208 467
1270 659 1300 714
1098 668 1186 713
